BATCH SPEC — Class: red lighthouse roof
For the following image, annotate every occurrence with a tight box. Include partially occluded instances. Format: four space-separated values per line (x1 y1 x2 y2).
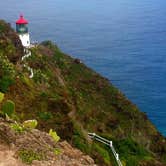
16 14 28 24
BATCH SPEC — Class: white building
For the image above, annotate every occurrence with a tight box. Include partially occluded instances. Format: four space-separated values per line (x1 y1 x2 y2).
16 15 30 48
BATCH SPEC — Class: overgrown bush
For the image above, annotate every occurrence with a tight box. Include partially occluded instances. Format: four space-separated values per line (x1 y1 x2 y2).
0 54 15 76
18 149 44 164
38 111 53 121
10 123 24 133
0 22 5 32
11 120 38 133
0 76 15 93
23 120 38 129
72 135 88 153
114 138 151 166
33 69 48 83
92 143 111 165
0 55 15 92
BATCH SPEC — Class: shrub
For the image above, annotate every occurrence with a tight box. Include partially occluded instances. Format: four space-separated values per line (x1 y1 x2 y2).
0 55 15 76
40 40 59 51
18 149 44 164
126 156 138 166
23 120 38 129
115 138 149 157
114 138 151 166
38 111 53 121
92 143 111 165
0 76 15 93
73 135 88 153
10 120 38 133
33 69 48 83
10 123 24 133
0 23 5 32
2 100 15 117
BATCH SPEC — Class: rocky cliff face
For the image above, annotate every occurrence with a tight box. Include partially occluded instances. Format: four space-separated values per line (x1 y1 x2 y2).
0 118 96 166
0 20 23 63
0 19 166 166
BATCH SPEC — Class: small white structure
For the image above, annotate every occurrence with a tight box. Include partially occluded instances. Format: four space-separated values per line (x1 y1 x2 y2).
16 14 30 48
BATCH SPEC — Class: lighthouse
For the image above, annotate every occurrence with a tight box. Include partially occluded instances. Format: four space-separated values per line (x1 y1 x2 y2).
16 15 30 48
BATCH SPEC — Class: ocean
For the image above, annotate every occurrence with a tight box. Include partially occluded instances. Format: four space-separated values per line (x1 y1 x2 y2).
1 0 166 135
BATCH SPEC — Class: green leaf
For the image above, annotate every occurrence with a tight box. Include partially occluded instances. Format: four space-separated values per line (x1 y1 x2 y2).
23 119 38 129
49 129 60 143
0 92 4 102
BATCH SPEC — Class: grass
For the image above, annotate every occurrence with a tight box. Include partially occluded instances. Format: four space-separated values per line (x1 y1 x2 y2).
112 137 152 166
18 149 44 164
91 143 111 165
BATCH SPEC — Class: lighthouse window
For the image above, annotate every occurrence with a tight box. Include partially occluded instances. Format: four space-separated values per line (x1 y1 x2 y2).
16 24 28 33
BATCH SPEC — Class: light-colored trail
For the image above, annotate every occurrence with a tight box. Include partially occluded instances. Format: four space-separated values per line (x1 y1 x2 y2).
0 144 26 166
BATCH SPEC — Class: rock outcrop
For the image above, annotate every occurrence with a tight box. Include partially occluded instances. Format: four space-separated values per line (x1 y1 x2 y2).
0 118 97 166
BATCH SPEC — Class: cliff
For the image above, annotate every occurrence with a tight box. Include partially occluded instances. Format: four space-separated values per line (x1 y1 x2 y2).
0 19 166 166
0 118 96 166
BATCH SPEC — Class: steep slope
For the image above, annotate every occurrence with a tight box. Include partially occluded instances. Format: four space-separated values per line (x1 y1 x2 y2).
0 20 23 63
0 19 166 166
0 118 96 166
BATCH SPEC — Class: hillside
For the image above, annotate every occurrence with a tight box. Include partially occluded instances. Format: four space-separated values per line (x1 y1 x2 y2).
0 118 96 166
0 19 166 166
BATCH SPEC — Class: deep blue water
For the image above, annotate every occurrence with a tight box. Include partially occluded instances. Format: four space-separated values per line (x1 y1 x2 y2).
1 0 166 135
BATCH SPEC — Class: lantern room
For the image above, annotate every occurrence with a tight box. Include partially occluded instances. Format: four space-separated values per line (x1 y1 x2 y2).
16 15 28 33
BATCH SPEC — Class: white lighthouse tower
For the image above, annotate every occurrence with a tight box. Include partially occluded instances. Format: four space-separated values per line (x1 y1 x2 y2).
16 14 30 48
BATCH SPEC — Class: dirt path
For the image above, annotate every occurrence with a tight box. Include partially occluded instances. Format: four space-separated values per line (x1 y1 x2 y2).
0 144 25 166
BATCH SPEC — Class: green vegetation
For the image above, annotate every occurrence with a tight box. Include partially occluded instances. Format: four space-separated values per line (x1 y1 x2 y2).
0 76 15 93
1 20 166 166
18 149 44 164
114 138 152 166
92 143 111 165
9 118 60 164
23 119 38 129
10 120 38 133
2 100 15 117
0 92 4 102
38 111 53 121
49 129 60 143
10 122 24 133
53 148 61 155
